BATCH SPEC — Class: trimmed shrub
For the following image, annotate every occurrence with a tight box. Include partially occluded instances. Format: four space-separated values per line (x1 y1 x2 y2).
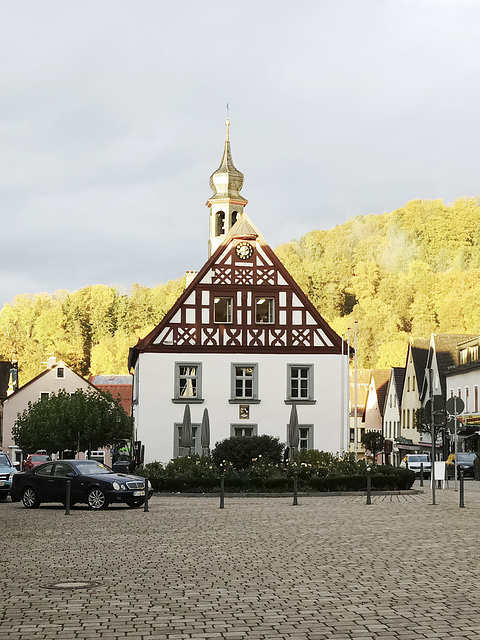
212 435 283 469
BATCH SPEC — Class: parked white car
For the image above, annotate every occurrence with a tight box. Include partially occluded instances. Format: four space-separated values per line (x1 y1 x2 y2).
400 454 431 478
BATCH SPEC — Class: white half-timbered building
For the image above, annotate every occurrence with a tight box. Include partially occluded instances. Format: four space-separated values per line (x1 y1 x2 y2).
129 123 348 463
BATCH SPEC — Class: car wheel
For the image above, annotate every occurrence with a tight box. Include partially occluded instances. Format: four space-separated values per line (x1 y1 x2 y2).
22 487 40 509
87 488 108 510
126 498 145 508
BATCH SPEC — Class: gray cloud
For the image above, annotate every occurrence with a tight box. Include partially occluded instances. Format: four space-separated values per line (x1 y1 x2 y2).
1 0 480 308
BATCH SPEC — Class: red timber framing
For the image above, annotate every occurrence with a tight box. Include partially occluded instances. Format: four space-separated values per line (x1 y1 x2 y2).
129 217 343 363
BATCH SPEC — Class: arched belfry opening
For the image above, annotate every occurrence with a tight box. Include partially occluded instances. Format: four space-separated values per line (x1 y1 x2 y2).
207 119 248 257
215 211 225 237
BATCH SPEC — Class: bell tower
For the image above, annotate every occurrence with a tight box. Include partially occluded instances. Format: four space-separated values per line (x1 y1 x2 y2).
207 118 248 257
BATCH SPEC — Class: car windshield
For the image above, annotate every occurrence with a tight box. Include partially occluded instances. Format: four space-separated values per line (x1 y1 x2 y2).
32 455 49 461
75 461 113 476
0 453 11 467
457 453 476 462
409 456 428 462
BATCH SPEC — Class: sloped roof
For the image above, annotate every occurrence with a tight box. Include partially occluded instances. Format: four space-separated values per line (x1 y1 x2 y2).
371 370 391 418
409 338 429 388
392 367 406 406
6 361 96 399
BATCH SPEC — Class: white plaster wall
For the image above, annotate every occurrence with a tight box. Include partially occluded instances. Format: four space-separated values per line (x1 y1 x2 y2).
134 352 347 463
447 370 480 415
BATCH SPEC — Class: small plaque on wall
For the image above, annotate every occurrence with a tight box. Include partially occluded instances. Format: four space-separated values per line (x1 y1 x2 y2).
239 405 249 419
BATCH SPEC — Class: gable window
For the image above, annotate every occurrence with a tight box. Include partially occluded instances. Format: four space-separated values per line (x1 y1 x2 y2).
230 363 259 403
214 297 232 323
231 425 257 437
255 298 274 323
40 392 49 401
56 367 65 379
173 363 203 403
286 364 315 404
412 375 416 391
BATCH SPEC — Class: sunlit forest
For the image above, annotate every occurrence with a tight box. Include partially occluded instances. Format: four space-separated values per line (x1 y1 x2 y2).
1 197 480 383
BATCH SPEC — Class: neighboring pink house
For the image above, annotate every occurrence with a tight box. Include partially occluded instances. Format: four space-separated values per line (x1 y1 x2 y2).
88 375 133 415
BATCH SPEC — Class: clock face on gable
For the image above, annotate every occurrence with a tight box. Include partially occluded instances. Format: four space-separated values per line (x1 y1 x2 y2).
235 241 254 260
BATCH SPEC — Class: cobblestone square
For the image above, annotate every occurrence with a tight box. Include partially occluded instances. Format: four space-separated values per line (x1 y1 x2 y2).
1 484 479 639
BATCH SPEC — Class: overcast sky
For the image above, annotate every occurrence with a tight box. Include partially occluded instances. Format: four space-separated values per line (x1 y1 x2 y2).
1 1 479 310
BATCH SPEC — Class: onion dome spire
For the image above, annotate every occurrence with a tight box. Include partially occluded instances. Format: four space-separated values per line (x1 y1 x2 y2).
208 118 247 204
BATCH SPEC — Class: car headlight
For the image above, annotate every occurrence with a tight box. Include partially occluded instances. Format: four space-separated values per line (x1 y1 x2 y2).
9 472 15 480
112 482 121 491
147 480 152 490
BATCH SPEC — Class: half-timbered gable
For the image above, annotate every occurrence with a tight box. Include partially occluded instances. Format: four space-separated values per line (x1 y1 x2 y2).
133 215 342 356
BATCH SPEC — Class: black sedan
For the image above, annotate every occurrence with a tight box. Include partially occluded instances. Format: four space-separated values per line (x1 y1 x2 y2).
11 459 152 510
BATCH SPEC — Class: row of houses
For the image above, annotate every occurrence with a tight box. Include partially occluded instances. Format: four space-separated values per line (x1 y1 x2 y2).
355 334 480 465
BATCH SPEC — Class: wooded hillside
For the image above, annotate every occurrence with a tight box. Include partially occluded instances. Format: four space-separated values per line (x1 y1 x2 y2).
1 197 479 383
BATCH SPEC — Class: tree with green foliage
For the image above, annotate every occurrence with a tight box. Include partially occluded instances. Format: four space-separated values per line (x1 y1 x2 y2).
361 431 384 462
12 389 132 455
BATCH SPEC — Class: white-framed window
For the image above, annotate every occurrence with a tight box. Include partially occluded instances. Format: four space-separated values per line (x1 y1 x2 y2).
173 363 203 403
286 364 315 403
174 424 201 457
231 424 258 437
466 388 470 412
56 367 65 379
255 298 274 323
298 425 313 450
214 297 233 323
230 363 259 402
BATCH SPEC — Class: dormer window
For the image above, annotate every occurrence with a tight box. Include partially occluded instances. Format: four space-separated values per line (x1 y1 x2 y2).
56 367 65 379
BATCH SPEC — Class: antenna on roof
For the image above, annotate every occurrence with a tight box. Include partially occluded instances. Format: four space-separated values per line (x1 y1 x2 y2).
226 103 230 141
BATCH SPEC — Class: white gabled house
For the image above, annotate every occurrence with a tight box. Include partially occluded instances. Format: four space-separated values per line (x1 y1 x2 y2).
129 124 348 464
1 357 110 467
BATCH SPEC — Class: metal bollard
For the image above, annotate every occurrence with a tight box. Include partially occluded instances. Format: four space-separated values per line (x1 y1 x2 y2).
420 463 424 487
366 467 372 505
459 470 465 508
144 476 149 512
65 479 71 515
293 471 298 506
219 475 225 509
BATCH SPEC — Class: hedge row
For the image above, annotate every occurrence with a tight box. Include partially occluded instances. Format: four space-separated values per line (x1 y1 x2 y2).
148 467 415 493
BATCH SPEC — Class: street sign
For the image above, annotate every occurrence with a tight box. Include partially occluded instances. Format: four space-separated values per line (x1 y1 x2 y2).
446 396 465 415
447 417 461 433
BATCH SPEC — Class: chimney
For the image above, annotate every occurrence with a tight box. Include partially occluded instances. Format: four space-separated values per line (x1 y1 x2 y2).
46 356 57 369
185 271 198 289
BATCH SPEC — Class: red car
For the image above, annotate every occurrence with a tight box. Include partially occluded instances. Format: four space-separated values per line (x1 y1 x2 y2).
23 454 51 471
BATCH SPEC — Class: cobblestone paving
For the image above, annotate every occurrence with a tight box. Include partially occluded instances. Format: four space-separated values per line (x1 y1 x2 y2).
1 486 480 639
